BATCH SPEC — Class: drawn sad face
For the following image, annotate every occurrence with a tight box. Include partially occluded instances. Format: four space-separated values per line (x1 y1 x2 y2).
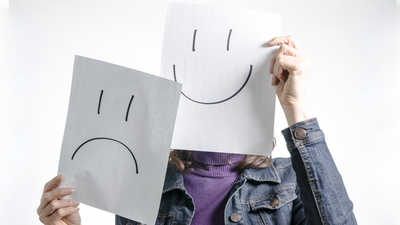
70 90 139 174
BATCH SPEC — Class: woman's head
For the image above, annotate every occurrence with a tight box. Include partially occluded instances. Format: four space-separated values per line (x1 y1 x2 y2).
169 138 275 173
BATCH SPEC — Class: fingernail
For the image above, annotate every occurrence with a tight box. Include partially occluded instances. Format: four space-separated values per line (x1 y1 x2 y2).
74 201 80 206
57 174 64 181
67 188 74 193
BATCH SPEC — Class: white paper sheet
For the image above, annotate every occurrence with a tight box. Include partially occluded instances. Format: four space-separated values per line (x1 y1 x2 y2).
161 3 281 156
57 56 182 224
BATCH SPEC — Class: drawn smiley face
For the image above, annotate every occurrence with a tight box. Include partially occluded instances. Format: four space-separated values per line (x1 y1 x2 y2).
172 29 253 105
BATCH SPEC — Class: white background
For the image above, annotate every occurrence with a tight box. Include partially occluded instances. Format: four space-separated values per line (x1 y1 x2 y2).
2 0 399 224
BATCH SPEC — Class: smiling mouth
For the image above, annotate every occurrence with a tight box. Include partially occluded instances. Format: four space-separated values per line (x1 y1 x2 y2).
173 64 253 105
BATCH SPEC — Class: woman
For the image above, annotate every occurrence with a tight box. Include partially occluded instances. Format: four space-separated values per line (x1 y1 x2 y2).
37 36 357 225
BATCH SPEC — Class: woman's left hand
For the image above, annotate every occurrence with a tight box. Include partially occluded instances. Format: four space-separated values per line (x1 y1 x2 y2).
267 36 311 126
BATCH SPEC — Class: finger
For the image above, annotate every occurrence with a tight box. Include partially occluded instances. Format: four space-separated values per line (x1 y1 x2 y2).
271 73 280 86
38 187 74 213
273 56 285 82
269 55 276 74
273 55 296 83
269 50 279 85
267 36 302 51
269 44 298 74
272 44 300 82
41 199 79 218
40 206 80 224
42 175 63 195
277 44 299 57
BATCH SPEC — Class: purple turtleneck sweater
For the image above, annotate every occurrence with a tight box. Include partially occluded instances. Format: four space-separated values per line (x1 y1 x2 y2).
183 151 245 225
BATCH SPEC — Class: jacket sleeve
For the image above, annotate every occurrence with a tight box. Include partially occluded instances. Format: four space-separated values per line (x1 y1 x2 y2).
115 215 142 225
281 118 357 225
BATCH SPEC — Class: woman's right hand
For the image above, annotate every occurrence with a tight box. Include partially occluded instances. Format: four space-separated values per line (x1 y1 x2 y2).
37 175 81 225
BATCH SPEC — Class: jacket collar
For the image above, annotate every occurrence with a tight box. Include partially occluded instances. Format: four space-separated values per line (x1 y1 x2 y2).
162 161 281 193
162 165 185 193
241 162 281 183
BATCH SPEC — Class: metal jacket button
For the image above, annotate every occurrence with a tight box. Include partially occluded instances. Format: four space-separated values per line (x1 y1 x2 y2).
230 213 242 222
270 197 279 207
294 127 307 140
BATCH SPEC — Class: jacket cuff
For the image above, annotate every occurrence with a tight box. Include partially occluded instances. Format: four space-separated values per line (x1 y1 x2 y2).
281 118 323 152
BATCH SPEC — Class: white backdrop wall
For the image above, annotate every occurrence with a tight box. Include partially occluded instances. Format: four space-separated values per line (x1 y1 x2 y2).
2 0 400 224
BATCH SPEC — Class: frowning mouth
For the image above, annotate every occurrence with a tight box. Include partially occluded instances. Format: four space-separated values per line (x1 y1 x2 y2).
173 64 253 105
71 137 139 174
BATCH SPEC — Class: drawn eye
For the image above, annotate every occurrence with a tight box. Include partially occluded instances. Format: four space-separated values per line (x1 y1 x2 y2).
98 90 104 114
192 29 197 52
97 90 134 122
125 95 134 122
227 29 232 51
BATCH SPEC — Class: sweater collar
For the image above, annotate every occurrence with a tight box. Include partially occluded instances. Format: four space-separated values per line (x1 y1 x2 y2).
191 151 244 166
162 159 281 194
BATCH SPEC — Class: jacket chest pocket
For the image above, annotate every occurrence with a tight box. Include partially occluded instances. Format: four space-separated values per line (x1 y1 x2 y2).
249 186 296 225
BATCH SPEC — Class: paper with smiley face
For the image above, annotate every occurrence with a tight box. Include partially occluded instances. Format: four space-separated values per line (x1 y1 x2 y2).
161 3 281 155
57 56 182 224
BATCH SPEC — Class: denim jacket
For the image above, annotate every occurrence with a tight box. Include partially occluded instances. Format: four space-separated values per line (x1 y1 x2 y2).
116 118 357 225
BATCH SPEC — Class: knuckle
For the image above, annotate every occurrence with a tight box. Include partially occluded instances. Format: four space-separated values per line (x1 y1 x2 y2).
43 181 50 191
49 200 58 211
57 187 69 196
56 208 65 217
36 206 42 216
68 199 76 206
42 192 51 203
38 215 45 223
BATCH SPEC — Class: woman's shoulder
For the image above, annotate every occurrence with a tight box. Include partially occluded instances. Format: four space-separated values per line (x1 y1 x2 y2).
271 157 292 169
242 157 295 185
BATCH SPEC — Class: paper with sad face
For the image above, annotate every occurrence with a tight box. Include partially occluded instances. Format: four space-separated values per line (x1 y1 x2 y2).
58 56 181 224
161 3 281 155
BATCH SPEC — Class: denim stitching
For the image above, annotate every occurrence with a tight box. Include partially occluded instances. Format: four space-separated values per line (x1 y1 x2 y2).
275 162 291 169
240 185 296 204
311 180 328 224
243 166 278 181
298 144 328 224
239 200 245 224
292 120 317 129
287 143 296 151
287 133 324 151
260 211 272 225
296 135 325 150
170 193 187 224
294 132 324 145
256 212 263 225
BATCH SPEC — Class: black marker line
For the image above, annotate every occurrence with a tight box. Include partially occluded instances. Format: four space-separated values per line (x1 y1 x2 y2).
192 29 197 52
227 29 232 51
125 95 134 122
98 90 104 114
173 64 253 105
71 137 139 174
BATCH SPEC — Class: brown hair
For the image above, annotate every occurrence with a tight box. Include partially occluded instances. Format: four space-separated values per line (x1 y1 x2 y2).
168 138 275 173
